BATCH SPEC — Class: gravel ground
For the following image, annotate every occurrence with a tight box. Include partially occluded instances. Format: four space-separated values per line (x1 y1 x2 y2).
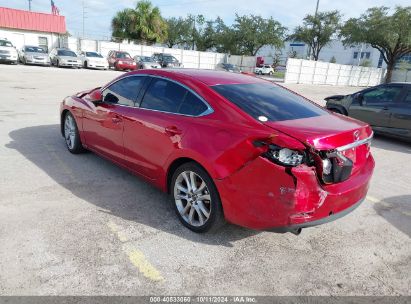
0 64 410 296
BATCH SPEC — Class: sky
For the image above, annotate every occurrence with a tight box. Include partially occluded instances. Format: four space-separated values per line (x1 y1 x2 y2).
1 0 409 39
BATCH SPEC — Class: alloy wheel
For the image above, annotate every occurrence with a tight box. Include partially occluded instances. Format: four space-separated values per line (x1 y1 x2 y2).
174 171 212 227
64 114 76 150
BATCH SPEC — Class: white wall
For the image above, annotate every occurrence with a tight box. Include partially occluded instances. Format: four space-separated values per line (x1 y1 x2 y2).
67 38 229 70
0 28 60 51
285 58 384 86
257 40 385 68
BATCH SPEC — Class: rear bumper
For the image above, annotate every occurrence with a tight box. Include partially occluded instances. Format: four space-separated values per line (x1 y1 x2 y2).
215 154 374 231
268 197 364 233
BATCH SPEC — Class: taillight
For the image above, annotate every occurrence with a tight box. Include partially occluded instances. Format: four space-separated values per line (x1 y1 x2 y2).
318 151 353 184
264 144 305 167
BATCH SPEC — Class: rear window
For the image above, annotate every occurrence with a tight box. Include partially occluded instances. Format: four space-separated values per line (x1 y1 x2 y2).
212 83 327 122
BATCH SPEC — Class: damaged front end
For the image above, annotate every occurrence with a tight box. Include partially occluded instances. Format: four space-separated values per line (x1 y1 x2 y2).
214 131 374 232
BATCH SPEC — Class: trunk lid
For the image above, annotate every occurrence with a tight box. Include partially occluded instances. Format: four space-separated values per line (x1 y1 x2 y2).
264 113 372 150
264 113 373 177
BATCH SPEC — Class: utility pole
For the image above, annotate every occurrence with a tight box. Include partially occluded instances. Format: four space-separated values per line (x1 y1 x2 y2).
82 1 88 38
307 0 320 60
28 0 32 11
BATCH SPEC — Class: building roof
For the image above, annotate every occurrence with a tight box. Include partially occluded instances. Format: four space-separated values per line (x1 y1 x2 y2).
0 7 66 34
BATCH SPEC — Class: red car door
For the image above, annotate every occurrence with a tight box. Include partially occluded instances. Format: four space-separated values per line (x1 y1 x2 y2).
122 77 211 180
82 75 146 164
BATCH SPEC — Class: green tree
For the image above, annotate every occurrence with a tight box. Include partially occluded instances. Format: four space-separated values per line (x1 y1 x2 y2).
340 6 411 83
192 16 217 51
291 10 341 61
233 14 286 56
214 17 238 54
164 17 192 48
111 0 167 44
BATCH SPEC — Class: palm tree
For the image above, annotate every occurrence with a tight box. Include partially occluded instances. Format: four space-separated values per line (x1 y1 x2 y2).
111 1 167 44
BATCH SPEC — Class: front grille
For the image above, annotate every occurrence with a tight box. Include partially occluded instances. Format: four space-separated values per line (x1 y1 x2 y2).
0 50 9 54
34 56 45 60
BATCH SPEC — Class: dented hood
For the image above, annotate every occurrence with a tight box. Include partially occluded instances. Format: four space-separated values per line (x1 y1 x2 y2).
263 113 373 150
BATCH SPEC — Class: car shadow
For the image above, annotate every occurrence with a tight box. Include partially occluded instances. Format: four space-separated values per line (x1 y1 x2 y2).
372 134 411 154
373 195 411 238
6 124 260 247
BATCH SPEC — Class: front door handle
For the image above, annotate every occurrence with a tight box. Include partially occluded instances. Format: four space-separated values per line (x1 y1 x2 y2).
165 126 182 135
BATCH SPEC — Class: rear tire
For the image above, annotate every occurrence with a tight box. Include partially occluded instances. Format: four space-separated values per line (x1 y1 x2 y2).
170 162 225 233
63 112 85 154
57 59 60 68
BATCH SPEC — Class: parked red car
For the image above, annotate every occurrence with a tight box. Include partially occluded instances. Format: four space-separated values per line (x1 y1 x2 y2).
60 69 375 233
107 50 137 71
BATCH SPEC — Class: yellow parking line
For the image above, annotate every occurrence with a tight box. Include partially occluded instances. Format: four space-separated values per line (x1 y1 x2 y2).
126 248 164 282
107 220 164 282
366 195 380 203
107 220 129 242
367 196 410 217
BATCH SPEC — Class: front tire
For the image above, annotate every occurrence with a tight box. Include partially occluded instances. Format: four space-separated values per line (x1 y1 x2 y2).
171 162 225 233
63 112 85 154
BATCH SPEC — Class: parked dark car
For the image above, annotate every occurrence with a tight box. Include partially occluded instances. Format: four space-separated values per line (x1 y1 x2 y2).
152 53 182 68
216 63 241 73
325 83 411 141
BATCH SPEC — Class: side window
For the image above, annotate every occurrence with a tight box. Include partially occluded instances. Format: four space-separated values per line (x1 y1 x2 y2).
362 86 402 105
179 91 209 116
140 78 187 113
404 89 411 104
102 76 145 106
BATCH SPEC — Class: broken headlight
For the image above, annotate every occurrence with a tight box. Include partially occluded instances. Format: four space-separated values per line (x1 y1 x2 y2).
265 145 304 167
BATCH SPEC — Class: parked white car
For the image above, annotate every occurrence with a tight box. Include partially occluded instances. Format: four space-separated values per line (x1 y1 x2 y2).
254 64 274 75
79 51 108 70
0 38 18 64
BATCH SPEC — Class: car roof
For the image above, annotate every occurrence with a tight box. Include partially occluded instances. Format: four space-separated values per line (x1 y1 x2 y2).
130 69 265 86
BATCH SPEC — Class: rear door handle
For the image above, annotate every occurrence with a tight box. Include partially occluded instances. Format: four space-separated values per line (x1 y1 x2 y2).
165 126 182 135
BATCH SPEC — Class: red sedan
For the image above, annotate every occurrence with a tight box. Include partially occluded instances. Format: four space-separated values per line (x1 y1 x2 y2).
60 69 375 233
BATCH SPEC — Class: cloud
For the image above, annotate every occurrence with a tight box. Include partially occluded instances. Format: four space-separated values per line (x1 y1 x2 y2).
0 0 409 38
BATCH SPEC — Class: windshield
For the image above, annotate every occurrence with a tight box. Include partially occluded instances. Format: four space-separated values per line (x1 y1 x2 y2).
224 64 240 71
140 56 154 62
212 83 328 122
164 55 178 62
25 46 45 53
86 52 103 58
57 50 77 57
0 40 13 47
116 52 131 59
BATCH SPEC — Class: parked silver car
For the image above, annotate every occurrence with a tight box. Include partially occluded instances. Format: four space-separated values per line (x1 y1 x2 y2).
49 48 82 68
19 45 50 66
134 55 161 69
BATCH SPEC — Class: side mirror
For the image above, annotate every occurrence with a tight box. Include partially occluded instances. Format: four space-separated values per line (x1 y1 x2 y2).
89 89 102 103
355 93 364 105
